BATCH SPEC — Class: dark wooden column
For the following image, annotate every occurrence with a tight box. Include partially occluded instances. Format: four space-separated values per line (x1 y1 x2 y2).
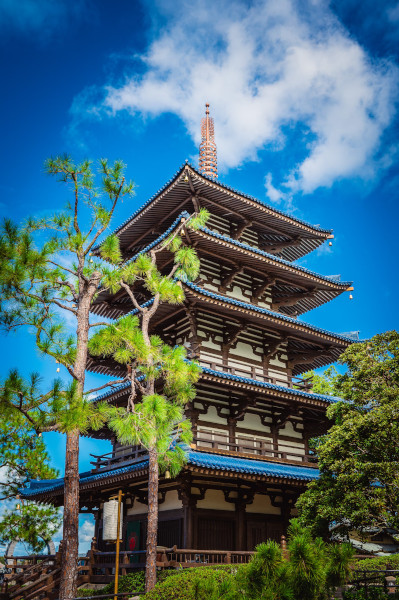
235 501 246 551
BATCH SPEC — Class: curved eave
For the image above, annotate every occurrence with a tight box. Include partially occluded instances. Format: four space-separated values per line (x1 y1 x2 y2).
183 282 355 346
20 451 317 502
88 365 341 410
107 163 331 262
88 283 355 377
92 216 351 319
188 227 351 316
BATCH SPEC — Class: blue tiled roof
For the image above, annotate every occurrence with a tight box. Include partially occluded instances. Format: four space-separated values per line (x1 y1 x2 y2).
126 211 190 264
122 210 350 287
184 281 358 343
125 282 358 343
19 451 318 497
109 162 331 240
91 364 341 405
187 451 319 481
200 365 341 403
198 225 352 286
20 460 149 497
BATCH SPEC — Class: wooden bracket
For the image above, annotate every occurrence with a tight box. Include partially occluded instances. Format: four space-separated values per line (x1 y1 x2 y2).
220 264 244 292
231 219 253 240
252 277 276 302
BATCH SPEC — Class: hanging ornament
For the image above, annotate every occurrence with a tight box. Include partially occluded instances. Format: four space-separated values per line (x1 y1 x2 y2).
56 367 60 373
329 241 333 247
165 470 171 479
349 294 353 300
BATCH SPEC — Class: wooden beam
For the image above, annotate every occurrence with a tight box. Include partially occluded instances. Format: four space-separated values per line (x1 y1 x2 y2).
260 236 302 253
264 335 287 360
272 289 317 310
224 321 247 350
125 195 192 251
220 264 244 291
232 219 253 240
196 194 301 239
288 349 329 368
252 277 276 301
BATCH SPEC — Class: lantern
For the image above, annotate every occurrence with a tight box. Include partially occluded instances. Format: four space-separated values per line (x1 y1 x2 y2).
103 498 123 541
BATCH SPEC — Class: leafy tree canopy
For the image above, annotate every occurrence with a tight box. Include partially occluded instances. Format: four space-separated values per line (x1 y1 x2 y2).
297 330 399 538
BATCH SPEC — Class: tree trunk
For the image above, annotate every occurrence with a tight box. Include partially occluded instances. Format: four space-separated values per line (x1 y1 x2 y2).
59 428 80 599
59 283 94 599
145 447 159 593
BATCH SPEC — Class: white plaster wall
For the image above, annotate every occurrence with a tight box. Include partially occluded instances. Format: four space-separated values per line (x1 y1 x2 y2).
240 412 269 433
280 421 303 439
127 502 148 516
201 338 221 351
232 342 258 361
196 489 235 512
246 494 281 515
198 404 227 426
159 490 183 512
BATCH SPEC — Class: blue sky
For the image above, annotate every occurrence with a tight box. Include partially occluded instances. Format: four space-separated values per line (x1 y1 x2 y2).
1 0 399 552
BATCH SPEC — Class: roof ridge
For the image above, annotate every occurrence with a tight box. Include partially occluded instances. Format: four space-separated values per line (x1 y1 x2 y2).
107 162 332 242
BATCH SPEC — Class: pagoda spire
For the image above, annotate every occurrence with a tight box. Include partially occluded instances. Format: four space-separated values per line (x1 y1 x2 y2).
199 103 218 179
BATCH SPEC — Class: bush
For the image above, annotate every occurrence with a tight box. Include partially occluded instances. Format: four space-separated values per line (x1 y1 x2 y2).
144 565 238 600
353 554 399 571
344 589 399 600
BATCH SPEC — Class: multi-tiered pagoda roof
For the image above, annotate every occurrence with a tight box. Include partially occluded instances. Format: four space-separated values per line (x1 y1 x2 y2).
21 109 357 553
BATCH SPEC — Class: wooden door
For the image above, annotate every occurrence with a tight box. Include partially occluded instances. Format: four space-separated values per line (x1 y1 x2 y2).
197 517 235 550
247 520 267 549
246 519 284 549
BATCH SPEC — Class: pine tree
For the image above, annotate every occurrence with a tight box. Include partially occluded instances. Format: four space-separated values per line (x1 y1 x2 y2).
0 371 61 552
0 156 133 599
89 208 208 591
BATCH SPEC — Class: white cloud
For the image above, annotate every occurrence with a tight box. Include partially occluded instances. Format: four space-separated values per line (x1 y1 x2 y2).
91 0 398 196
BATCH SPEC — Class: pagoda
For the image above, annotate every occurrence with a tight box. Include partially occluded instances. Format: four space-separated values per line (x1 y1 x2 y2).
21 106 356 553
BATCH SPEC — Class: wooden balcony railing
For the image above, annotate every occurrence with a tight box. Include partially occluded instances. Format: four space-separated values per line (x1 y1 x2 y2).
90 444 148 473
193 435 316 464
90 434 315 474
198 358 313 392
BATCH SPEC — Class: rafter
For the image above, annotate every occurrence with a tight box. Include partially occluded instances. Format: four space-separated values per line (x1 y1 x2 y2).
260 236 302 253
288 348 330 368
272 288 317 310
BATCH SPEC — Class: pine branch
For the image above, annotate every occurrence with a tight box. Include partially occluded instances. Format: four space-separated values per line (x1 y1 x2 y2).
84 378 129 396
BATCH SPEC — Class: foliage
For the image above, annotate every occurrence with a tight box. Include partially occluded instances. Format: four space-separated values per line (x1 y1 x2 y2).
0 502 61 554
0 372 62 551
353 554 399 570
0 378 58 500
344 589 399 600
302 366 340 396
144 566 238 600
88 207 208 592
298 331 399 538
0 156 134 598
144 521 354 600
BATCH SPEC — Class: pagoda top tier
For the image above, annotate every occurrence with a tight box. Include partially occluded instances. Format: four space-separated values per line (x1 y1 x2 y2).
108 163 333 262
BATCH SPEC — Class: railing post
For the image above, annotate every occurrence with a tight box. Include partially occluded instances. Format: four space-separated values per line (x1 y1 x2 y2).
281 535 288 559
225 552 231 564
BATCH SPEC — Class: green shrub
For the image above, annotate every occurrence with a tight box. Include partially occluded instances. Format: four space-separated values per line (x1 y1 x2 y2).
344 588 399 600
353 554 399 571
144 565 238 600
